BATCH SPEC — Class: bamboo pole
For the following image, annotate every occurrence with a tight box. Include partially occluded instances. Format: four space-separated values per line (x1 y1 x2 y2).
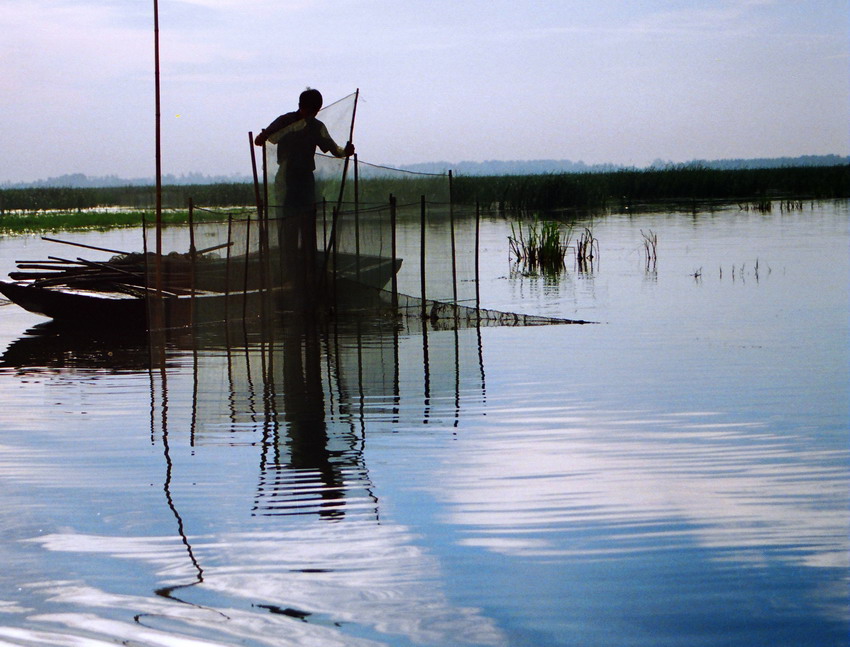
420 194 426 320
41 237 130 256
249 131 270 301
390 194 398 311
150 0 164 331
324 89 360 260
449 170 457 306
188 197 196 300
475 201 481 314
153 0 163 303
354 153 361 282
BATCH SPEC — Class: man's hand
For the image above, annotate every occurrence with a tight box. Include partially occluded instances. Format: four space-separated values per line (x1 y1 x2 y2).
344 142 355 157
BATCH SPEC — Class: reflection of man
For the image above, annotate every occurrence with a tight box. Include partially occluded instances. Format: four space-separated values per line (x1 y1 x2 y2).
255 89 354 299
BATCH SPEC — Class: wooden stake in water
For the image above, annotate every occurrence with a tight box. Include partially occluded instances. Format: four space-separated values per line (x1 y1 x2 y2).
148 0 165 332
449 170 458 306
420 194 427 320
152 0 163 306
390 194 398 311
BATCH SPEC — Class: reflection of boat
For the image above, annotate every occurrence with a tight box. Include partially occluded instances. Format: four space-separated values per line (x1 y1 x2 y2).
0 319 152 371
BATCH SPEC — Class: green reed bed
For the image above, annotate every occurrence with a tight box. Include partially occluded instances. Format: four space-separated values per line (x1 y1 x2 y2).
0 183 256 214
0 207 241 234
508 219 571 274
2 165 847 232
451 164 850 212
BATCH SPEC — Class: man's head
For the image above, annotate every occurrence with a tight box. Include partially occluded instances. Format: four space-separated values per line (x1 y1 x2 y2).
298 88 323 117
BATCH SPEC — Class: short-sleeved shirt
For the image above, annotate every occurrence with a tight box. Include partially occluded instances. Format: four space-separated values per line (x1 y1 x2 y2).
260 111 345 174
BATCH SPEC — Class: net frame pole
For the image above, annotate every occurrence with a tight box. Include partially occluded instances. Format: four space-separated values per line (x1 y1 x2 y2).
354 153 361 282
390 194 398 311
449 170 458 306
249 132 264 221
150 0 164 330
324 89 360 262
321 198 327 250
224 213 233 321
188 197 196 294
475 201 481 312
242 212 251 320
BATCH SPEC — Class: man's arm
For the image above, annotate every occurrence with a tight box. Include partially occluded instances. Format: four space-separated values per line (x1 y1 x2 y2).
316 122 355 157
254 114 293 146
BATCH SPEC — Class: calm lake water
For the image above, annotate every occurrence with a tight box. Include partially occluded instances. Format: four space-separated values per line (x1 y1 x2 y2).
0 201 847 646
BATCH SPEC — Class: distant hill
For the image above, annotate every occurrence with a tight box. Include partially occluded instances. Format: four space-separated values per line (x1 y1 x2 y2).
3 155 847 188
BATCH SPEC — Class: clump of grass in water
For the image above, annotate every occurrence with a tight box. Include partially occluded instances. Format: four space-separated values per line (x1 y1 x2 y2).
641 229 657 272
738 198 772 213
508 218 571 275
575 227 599 272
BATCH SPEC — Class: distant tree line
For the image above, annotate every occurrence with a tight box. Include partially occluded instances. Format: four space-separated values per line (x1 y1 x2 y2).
1 165 848 215
0 183 256 213
450 164 850 211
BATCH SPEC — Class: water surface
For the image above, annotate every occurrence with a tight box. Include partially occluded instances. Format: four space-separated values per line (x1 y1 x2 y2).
0 202 846 646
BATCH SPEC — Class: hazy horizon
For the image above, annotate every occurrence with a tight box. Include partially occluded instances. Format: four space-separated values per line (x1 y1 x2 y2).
1 1 847 184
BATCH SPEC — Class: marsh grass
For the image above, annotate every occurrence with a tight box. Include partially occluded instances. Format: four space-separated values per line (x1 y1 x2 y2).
0 207 249 234
508 218 571 275
1 164 846 232
641 229 658 272
453 165 849 213
575 227 599 272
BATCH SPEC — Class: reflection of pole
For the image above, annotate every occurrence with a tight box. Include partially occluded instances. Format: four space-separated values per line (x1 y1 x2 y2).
392 316 400 425
421 322 431 424
155 334 203 583
135 341 231 624
453 326 461 428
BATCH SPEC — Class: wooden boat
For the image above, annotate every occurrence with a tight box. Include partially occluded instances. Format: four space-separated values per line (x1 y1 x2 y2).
0 250 402 328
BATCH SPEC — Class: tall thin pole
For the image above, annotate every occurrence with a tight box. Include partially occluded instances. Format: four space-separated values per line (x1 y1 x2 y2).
449 170 457 305
390 194 398 310
153 0 163 303
354 153 360 282
475 201 481 313
324 89 360 259
420 194 426 320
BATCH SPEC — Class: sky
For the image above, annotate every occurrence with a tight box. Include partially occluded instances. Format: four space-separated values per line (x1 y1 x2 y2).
1 0 848 183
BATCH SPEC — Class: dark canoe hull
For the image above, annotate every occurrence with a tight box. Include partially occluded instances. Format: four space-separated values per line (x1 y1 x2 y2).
0 281 148 324
0 281 261 329
0 269 400 328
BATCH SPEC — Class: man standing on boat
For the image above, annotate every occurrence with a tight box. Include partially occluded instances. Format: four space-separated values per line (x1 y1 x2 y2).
254 89 354 304
254 88 354 248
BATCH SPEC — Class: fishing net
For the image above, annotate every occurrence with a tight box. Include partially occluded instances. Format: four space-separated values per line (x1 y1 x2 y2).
136 90 589 328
